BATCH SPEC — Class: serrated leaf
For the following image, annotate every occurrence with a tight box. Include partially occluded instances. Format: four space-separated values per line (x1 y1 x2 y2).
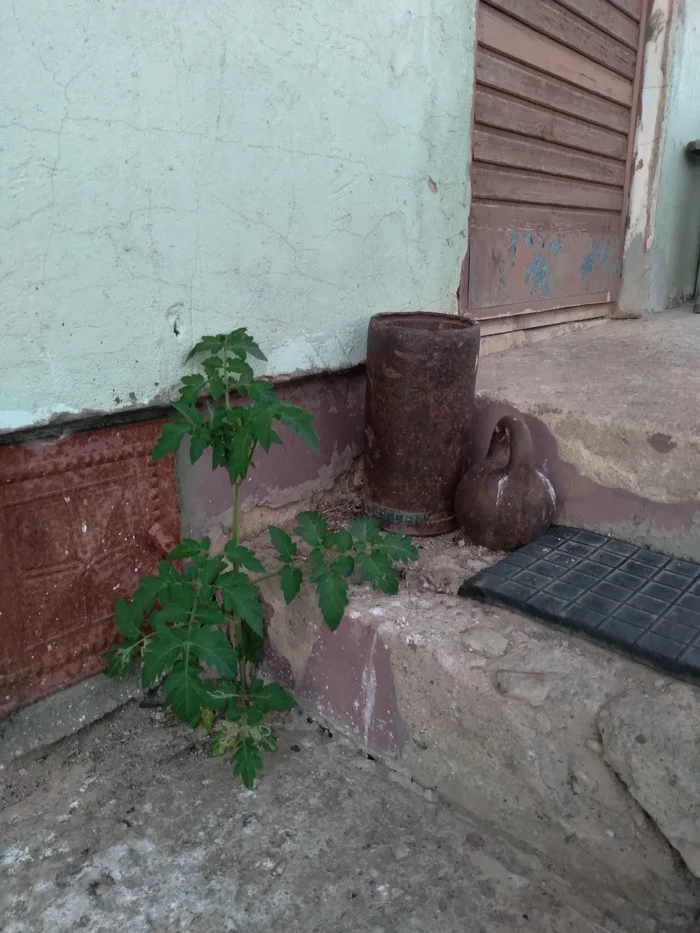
218 572 263 637
280 565 303 604
151 603 191 626
254 725 278 752
158 560 180 583
226 431 253 484
277 404 319 455
141 623 184 688
113 597 142 640
167 538 205 560
194 603 226 626
316 572 348 630
171 400 199 423
356 552 399 595
380 532 419 563
249 407 277 453
208 372 225 401
334 527 353 553
199 556 225 584
245 380 277 404
349 517 382 547
189 429 209 464
331 554 355 577
131 576 164 614
191 628 238 679
252 682 297 712
164 663 214 726
103 639 140 677
152 421 190 461
269 526 296 563
187 334 226 360
294 511 328 547
233 737 263 788
224 543 266 574
179 373 207 405
309 559 328 584
225 328 267 362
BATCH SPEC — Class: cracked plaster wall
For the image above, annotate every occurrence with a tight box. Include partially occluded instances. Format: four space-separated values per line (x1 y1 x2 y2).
620 0 700 312
1 0 474 432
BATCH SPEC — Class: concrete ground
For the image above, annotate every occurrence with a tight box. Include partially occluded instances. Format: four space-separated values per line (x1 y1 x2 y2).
474 308 700 561
1 701 653 933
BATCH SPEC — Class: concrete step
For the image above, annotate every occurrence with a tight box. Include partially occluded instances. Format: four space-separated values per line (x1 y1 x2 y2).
474 310 700 563
263 538 700 931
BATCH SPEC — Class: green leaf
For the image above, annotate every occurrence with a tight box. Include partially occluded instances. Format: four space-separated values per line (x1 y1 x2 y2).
254 725 278 752
218 572 263 637
152 421 190 461
189 429 210 464
194 603 226 626
316 572 348 630
199 556 225 584
113 598 143 640
280 565 303 604
167 538 206 560
179 373 207 405
187 334 226 360
104 639 140 677
171 400 199 423
226 356 255 382
245 380 277 404
164 663 214 726
131 576 164 614
356 550 398 594
309 559 328 584
381 532 419 563
251 681 297 713
158 560 180 584
246 706 264 725
277 404 319 455
331 554 355 577
349 518 382 548
294 511 328 547
249 407 278 453
151 602 191 626
225 328 267 362
208 372 225 401
141 623 184 688
191 628 238 679
269 526 297 563
226 431 253 484
233 737 263 788
224 543 266 574
334 527 353 553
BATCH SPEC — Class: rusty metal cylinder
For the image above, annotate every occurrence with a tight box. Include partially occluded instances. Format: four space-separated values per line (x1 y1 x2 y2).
363 312 481 535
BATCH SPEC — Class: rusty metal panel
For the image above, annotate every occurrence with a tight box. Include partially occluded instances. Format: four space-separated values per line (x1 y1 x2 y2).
0 420 179 718
468 209 621 310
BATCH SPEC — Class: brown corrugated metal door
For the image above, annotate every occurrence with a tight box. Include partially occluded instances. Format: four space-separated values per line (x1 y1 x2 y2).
466 0 648 326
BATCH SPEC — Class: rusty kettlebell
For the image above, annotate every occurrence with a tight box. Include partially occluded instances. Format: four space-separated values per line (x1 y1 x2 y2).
454 415 555 551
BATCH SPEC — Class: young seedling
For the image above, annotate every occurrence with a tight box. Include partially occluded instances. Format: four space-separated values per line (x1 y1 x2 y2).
105 329 418 786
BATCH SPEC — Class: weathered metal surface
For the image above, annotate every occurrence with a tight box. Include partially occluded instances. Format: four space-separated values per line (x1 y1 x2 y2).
364 312 480 536
468 214 621 311
454 415 555 551
0 420 179 718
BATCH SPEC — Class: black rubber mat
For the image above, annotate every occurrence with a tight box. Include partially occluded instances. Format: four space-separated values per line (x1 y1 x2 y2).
459 526 700 680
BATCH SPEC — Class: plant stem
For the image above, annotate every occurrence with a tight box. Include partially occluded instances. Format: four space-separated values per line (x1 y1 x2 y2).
232 481 241 545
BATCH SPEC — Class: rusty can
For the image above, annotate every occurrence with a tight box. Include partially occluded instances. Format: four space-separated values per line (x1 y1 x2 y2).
363 312 480 535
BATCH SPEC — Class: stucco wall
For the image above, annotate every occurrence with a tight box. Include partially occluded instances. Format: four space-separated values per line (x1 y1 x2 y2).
656 0 700 304
1 0 474 433
620 0 700 312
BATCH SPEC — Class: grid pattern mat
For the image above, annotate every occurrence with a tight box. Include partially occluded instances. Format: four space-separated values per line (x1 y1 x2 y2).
458 527 700 680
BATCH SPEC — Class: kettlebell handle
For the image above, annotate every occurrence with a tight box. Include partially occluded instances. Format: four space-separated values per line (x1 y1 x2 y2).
492 415 535 471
